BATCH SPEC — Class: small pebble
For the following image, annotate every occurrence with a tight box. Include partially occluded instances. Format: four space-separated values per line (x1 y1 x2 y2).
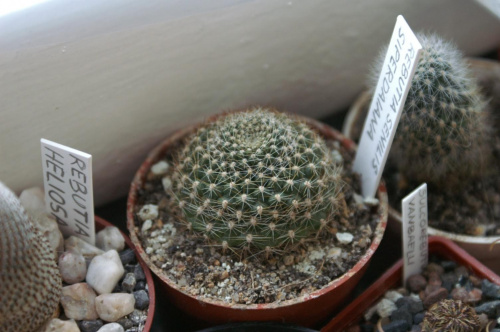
377 298 397 318
134 264 146 281
59 251 87 284
65 236 104 263
363 197 379 207
475 300 500 318
77 320 104 332
482 279 500 299
385 290 403 303
151 161 169 175
395 297 423 314
43 318 80 332
137 204 158 221
468 288 483 303
390 306 412 326
116 318 134 330
440 260 457 271
119 249 136 265
122 273 137 293
96 227 125 252
97 322 125 332
134 290 150 310
87 250 125 294
424 263 444 276
134 280 146 291
283 255 294 266
407 274 427 293
413 312 425 324
95 293 136 322
61 283 99 320
336 232 354 244
423 287 448 309
382 319 409 332
162 177 172 192
451 287 469 302
141 219 153 233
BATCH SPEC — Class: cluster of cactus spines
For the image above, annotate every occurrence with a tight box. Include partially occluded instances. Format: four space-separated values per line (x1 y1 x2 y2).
371 33 490 188
422 299 480 332
0 182 62 332
170 108 347 256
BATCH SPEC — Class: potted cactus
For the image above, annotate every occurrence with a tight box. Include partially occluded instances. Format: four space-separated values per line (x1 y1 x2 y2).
127 108 388 327
342 33 500 272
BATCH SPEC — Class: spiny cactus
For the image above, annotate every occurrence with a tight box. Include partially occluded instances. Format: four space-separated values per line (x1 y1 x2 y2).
370 33 491 188
170 108 347 255
0 182 62 332
422 299 480 332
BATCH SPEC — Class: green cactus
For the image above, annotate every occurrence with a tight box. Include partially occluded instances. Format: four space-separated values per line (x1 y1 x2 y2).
371 33 491 189
0 182 62 332
170 108 347 255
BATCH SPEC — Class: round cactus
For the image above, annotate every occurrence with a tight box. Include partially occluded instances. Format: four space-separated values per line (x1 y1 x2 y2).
422 299 480 332
370 33 491 188
0 182 62 332
170 108 347 255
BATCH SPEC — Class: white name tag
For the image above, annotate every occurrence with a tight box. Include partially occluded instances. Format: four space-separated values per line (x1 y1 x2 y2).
41 139 95 244
402 183 428 284
353 15 423 198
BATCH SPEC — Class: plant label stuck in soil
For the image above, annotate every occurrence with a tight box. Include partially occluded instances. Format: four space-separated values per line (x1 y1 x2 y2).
353 15 422 198
41 139 95 244
402 183 428 285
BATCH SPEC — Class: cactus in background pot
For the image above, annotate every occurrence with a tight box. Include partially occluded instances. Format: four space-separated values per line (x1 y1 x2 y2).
370 33 491 189
169 108 348 256
0 182 62 332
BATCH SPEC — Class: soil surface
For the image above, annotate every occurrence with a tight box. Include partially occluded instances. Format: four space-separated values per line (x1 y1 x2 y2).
132 137 383 305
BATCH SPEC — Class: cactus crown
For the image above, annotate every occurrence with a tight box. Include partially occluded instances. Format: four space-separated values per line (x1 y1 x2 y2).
422 299 480 332
170 108 346 255
370 33 490 188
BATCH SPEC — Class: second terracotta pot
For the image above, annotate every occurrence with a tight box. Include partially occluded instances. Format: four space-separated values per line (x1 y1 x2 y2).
127 111 388 328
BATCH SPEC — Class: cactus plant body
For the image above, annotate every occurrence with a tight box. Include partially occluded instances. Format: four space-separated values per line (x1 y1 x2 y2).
422 299 480 332
0 182 62 332
170 108 347 255
371 34 490 188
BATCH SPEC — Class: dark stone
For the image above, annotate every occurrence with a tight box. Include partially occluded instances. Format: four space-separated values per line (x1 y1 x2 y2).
410 325 422 332
382 319 409 332
134 290 150 310
440 260 457 272
475 300 500 318
425 263 444 276
391 306 412 326
134 280 146 291
77 320 104 332
482 279 500 299
122 272 137 293
395 297 423 314
359 323 374 332
129 309 143 324
134 264 146 281
423 287 448 309
458 275 472 291
125 264 136 273
117 318 134 330
413 312 425 325
441 272 458 292
407 274 427 293
119 248 136 265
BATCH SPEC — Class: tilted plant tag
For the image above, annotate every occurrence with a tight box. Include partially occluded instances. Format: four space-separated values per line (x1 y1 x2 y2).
353 15 423 198
402 183 428 286
41 139 95 244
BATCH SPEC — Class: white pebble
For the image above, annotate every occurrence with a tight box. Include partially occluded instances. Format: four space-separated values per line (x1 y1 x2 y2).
162 177 172 192
141 219 153 233
86 250 125 294
363 196 379 206
384 290 403 302
61 283 99 320
376 298 397 318
19 187 46 214
331 149 343 163
96 226 125 252
42 318 80 332
65 236 104 263
364 303 378 321
59 251 87 284
97 322 125 332
327 247 342 259
138 204 158 221
95 293 135 322
353 193 364 205
151 160 169 175
336 232 354 244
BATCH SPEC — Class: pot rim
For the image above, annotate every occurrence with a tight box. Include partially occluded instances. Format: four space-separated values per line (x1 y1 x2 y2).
342 57 500 245
126 111 388 311
95 215 156 332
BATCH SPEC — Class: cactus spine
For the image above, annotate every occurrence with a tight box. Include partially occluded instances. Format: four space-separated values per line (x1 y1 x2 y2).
170 108 347 255
0 182 62 332
371 34 490 188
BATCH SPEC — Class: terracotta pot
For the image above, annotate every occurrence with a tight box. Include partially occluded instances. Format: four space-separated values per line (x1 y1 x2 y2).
126 112 388 328
95 216 156 332
342 58 500 274
321 236 500 332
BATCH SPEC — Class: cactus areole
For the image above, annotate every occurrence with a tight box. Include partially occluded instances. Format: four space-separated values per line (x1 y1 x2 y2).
170 108 347 255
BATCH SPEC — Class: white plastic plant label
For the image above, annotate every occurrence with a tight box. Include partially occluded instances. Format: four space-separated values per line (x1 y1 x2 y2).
353 15 423 198
41 138 95 244
402 183 428 286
